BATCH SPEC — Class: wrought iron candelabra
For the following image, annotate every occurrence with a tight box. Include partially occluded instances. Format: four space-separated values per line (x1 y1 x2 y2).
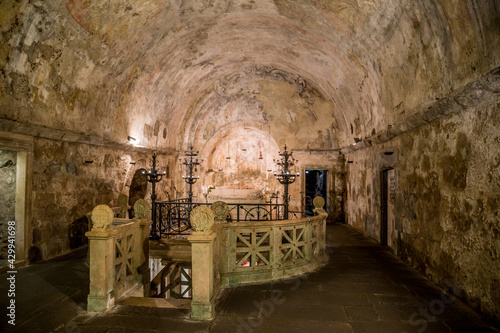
181 146 201 202
142 152 166 239
274 145 300 219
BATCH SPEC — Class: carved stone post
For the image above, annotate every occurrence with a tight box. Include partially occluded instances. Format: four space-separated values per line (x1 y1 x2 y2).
313 196 326 215
86 205 115 312
211 201 229 224
188 206 216 320
135 199 152 296
313 196 327 255
210 201 228 295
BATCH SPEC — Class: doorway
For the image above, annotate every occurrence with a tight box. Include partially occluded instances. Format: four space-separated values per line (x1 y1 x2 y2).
381 168 395 248
0 150 17 266
0 132 33 269
305 170 327 216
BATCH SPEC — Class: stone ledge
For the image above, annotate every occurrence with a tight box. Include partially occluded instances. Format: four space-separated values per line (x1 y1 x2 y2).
0 117 176 154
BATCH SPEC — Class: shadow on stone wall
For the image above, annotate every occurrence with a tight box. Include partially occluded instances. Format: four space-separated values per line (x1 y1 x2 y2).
129 169 148 218
68 216 89 249
28 246 43 263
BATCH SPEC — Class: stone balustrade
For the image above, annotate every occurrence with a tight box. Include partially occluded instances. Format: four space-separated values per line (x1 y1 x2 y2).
188 197 328 320
85 199 152 312
218 205 328 286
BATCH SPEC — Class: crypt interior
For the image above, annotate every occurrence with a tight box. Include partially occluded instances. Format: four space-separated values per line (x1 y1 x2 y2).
0 0 500 331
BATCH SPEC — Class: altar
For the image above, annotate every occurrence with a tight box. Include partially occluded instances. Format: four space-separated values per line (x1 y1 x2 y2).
207 187 266 204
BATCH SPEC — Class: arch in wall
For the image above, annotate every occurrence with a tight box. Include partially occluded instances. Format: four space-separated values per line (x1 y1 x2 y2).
0 131 33 267
188 124 282 200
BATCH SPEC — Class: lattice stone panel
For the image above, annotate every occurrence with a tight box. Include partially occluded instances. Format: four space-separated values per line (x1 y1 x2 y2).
178 267 192 299
230 228 272 271
311 222 319 257
114 232 136 284
279 226 307 264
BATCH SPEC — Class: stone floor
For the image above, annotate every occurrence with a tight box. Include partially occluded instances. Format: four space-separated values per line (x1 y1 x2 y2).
1 224 499 333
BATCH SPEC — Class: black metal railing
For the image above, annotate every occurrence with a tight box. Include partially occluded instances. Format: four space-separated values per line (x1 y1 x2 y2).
152 200 303 237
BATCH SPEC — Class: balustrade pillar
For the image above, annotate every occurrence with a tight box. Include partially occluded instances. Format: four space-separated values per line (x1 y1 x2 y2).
86 205 116 312
135 199 152 296
188 206 216 320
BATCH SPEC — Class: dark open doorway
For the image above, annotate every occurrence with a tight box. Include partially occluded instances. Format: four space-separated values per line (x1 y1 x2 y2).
381 168 395 248
305 170 327 216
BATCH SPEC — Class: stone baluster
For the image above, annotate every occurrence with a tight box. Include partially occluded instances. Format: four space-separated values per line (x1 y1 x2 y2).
188 206 216 320
211 201 229 224
312 196 326 215
313 196 327 255
210 201 228 295
134 199 152 296
86 205 116 312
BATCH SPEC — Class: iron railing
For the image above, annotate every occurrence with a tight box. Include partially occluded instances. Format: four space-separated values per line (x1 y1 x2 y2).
152 199 303 237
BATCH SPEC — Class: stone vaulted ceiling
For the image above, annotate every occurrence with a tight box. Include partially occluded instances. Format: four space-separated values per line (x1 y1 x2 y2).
1 0 499 152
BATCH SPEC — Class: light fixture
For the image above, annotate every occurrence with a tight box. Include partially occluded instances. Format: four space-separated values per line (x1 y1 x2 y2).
273 145 300 219
127 136 136 142
181 146 201 202
142 152 167 239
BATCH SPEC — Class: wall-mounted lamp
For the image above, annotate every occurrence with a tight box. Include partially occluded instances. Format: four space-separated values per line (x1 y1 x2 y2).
127 136 136 142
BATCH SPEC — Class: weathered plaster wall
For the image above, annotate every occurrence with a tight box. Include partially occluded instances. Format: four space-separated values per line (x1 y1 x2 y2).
345 92 500 321
29 138 172 261
3 1 498 151
0 150 16 259
185 67 340 152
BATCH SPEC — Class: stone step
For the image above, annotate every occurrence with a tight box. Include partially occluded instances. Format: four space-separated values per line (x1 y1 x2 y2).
119 296 191 309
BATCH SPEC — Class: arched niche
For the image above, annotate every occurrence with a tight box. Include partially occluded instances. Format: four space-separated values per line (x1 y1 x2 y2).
192 125 282 202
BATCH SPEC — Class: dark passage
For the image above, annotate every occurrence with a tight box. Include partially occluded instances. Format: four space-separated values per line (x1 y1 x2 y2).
305 170 327 216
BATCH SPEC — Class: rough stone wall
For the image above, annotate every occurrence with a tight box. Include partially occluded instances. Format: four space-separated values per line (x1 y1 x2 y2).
0 150 16 259
345 94 500 321
30 138 172 261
